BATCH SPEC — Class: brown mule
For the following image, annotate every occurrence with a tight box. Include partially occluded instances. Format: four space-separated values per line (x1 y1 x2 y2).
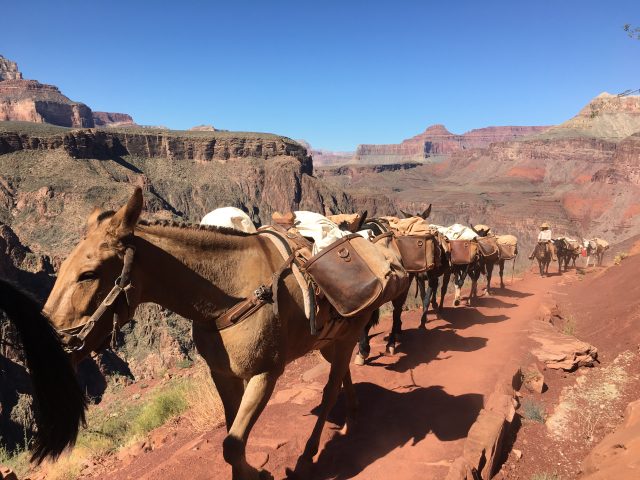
44 188 377 480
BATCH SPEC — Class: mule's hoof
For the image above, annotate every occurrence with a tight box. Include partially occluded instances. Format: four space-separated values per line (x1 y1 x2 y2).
418 322 427 330
354 353 367 366
454 299 460 307
386 345 396 355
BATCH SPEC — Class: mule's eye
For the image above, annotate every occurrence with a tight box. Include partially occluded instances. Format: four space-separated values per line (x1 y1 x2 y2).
78 271 97 282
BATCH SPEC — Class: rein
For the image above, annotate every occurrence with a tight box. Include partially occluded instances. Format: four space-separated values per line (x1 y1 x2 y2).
57 246 136 353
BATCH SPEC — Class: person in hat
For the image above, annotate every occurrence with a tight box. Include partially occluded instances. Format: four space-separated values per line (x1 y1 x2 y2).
528 222 557 260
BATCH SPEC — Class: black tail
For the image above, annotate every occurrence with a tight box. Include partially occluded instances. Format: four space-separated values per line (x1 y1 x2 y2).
0 279 87 463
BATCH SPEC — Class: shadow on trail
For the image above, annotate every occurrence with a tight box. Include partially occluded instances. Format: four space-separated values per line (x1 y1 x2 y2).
492 287 534 299
371 326 487 374
438 307 510 331
309 382 483 480
472 296 518 309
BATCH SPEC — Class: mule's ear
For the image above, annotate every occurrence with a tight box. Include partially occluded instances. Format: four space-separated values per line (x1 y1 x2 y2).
109 188 144 239
356 210 368 230
420 204 432 219
86 208 103 233
400 210 412 219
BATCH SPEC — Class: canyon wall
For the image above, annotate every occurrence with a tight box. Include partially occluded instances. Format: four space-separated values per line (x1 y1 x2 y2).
353 124 549 164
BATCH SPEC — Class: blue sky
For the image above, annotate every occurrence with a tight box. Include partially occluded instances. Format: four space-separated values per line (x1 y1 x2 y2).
1 0 638 150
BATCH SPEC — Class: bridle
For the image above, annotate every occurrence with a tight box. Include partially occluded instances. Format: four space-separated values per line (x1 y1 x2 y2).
57 246 136 353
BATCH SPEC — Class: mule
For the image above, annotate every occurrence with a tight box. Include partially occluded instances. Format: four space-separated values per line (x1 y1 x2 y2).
0 280 86 463
355 206 435 364
415 236 451 327
553 238 570 274
533 241 552 276
585 238 609 267
44 188 378 480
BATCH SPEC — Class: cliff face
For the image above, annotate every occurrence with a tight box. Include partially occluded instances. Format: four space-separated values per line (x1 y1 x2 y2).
0 125 312 170
0 55 136 129
354 124 548 164
320 94 640 264
92 111 135 127
0 123 360 258
0 80 95 127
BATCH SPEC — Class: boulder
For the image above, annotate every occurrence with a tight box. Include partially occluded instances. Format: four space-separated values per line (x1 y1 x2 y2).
530 321 597 370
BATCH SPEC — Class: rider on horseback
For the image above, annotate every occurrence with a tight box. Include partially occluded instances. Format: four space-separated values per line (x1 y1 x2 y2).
528 222 557 261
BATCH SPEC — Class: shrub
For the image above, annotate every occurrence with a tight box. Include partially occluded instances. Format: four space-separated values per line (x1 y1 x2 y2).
522 399 546 423
132 386 188 436
613 252 628 265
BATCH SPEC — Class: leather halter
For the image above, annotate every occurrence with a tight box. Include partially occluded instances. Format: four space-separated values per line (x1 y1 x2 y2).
56 230 304 351
57 246 136 353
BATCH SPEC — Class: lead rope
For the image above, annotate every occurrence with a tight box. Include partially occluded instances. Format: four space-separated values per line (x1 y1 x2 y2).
110 246 136 350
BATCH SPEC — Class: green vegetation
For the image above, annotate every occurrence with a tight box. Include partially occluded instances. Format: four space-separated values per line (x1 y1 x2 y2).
522 399 547 423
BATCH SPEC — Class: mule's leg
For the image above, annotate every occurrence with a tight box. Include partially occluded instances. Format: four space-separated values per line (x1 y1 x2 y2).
224 371 280 480
418 275 429 328
340 369 358 435
439 271 450 312
499 260 506 289
289 340 355 478
355 318 374 366
387 288 409 354
211 373 245 431
485 261 494 295
453 269 464 306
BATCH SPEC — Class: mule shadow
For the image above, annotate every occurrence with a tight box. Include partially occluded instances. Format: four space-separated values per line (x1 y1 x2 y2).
493 288 533 299
438 307 509 331
471 297 518 309
308 382 483 480
376 327 487 374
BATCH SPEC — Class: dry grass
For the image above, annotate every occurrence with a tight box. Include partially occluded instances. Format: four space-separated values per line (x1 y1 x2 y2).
613 252 628 265
184 360 225 432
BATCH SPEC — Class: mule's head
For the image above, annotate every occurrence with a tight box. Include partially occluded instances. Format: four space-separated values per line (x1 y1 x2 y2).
44 189 144 360
400 204 431 220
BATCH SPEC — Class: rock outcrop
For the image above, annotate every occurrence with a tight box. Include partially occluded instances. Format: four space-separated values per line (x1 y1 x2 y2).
0 79 94 127
581 398 640 479
92 111 135 127
0 54 136 129
0 55 22 81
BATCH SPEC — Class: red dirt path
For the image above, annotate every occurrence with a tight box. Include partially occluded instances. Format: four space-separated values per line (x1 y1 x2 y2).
86 272 564 480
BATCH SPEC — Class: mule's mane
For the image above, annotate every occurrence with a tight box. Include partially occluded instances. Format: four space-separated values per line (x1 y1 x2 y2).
137 218 255 237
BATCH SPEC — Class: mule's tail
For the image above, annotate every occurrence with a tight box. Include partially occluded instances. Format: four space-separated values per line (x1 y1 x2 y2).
0 279 87 463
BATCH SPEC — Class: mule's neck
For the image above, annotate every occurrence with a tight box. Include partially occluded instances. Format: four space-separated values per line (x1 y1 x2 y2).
132 224 276 325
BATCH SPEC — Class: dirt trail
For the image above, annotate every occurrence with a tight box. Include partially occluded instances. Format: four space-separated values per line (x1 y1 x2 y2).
91 271 565 480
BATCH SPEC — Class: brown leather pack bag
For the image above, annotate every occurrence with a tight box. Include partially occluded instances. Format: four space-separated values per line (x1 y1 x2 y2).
303 235 380 317
392 234 437 272
302 234 408 317
449 239 478 265
476 236 499 260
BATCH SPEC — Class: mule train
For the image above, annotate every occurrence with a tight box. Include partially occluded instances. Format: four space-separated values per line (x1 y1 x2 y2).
32 188 524 479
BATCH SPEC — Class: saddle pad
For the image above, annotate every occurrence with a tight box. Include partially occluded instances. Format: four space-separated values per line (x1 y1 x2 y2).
201 207 256 233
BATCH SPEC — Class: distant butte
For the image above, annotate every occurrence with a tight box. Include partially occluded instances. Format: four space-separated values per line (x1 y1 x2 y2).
0 54 135 128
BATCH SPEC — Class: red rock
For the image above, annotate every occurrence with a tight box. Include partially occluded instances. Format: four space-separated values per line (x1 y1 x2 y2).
581 399 640 479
